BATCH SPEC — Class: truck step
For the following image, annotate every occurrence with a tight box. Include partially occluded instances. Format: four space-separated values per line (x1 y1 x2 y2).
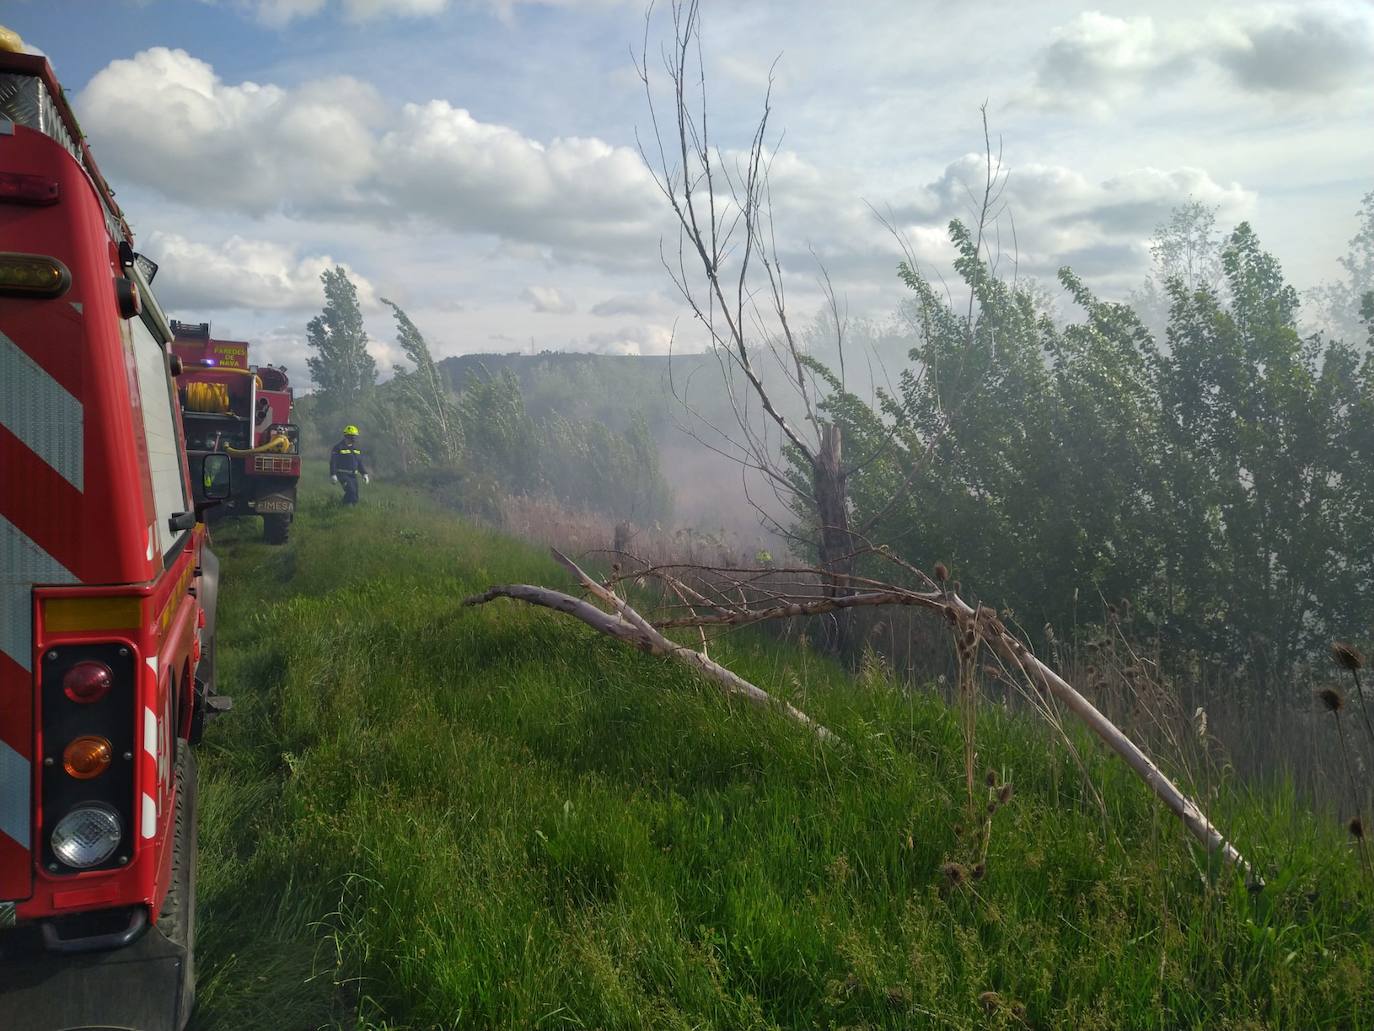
206 695 233 715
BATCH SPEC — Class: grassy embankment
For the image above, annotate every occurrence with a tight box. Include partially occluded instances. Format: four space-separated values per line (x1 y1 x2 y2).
191 471 1372 1030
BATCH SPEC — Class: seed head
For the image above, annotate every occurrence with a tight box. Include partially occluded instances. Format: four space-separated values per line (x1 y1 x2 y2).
971 861 986 881
997 783 1015 805
985 769 999 787
934 561 949 583
1011 1000 1027 1021
1319 687 1345 713
941 861 966 886
978 990 1002 1014
986 801 998 815
1350 816 1365 840
1331 641 1365 672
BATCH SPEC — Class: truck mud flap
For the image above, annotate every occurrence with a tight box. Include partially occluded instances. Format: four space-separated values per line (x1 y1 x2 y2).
0 919 191 1031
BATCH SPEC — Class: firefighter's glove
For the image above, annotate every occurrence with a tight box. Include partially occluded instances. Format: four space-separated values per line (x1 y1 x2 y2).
363 474 370 484
330 475 338 483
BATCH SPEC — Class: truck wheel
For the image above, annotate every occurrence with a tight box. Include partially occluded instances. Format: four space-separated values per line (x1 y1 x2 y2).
160 745 198 1028
263 514 290 545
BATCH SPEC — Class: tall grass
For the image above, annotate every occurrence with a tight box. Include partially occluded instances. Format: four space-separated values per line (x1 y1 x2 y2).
191 470 1373 1030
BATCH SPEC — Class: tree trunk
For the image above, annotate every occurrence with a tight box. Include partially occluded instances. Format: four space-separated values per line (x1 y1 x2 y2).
813 422 854 656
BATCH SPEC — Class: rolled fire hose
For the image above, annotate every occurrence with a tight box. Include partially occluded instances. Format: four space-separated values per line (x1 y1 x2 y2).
225 434 294 456
184 381 230 414
183 369 264 415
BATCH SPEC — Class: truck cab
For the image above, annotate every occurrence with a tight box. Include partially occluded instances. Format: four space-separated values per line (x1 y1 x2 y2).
0 38 221 1031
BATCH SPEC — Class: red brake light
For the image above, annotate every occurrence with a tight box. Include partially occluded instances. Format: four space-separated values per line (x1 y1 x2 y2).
63 661 113 703
0 171 60 206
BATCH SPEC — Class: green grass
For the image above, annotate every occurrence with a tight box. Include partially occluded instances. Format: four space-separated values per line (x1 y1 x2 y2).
190 470 1373 1030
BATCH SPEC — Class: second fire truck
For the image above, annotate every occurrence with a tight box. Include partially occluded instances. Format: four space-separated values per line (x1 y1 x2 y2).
171 321 301 544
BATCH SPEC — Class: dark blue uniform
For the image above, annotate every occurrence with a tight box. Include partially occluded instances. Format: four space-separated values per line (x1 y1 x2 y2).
330 438 368 504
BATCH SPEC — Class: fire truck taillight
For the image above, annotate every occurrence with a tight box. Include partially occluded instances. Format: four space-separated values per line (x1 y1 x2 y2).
62 736 113 780
50 804 123 869
0 252 70 298
63 660 114 703
0 170 60 205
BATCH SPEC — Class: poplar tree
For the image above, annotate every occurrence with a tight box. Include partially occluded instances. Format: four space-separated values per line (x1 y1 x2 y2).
307 266 376 408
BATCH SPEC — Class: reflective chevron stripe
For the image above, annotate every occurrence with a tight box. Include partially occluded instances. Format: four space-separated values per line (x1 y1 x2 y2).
0 330 83 492
0 740 29 851
0 326 85 889
0 515 76 673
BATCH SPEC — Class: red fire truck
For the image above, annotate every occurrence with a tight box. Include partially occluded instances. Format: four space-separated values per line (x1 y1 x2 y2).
0 34 225 1031
171 321 301 544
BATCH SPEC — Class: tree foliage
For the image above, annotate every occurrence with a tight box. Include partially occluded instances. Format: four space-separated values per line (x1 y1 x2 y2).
453 368 673 523
306 266 377 411
815 214 1374 684
1308 190 1374 345
380 298 462 467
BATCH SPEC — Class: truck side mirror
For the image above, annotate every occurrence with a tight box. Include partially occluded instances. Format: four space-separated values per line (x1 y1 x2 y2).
201 453 231 500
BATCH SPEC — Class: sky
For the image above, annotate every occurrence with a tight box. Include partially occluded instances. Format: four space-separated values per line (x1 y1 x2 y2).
4 0 1372 382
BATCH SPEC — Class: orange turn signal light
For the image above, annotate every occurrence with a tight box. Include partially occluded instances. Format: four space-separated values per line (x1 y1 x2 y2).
62 736 112 780
0 252 70 298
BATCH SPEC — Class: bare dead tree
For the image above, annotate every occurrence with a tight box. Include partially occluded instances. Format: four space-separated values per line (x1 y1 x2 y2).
635 3 1011 656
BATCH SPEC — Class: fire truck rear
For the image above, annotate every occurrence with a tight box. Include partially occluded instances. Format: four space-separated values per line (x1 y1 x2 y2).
171 321 301 544
0 35 227 1031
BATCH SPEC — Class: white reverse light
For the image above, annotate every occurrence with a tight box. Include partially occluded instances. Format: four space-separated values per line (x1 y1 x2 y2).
50 803 122 869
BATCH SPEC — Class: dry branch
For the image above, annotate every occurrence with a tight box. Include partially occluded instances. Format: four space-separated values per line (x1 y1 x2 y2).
468 542 1248 872
610 559 1252 873
462 549 835 742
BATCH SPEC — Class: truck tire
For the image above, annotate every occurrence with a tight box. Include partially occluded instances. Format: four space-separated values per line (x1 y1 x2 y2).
159 745 198 1028
263 513 290 545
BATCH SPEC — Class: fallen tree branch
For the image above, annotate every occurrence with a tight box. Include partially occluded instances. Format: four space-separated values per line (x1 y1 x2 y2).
469 550 1248 873
612 562 1252 874
462 551 835 742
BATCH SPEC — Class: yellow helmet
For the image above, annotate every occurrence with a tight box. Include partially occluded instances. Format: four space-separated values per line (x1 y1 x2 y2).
343 424 360 436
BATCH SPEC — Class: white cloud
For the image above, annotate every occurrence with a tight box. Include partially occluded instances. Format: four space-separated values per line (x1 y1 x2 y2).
375 100 661 251
590 291 668 317
1215 6 1374 95
226 0 631 26
78 50 381 214
520 285 577 314
228 0 441 24
143 231 378 313
583 323 675 355
895 154 1256 286
76 49 661 261
1030 12 1184 115
1028 5 1374 113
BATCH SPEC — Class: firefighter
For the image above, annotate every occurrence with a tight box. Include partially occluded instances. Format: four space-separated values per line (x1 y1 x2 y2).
330 424 369 505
